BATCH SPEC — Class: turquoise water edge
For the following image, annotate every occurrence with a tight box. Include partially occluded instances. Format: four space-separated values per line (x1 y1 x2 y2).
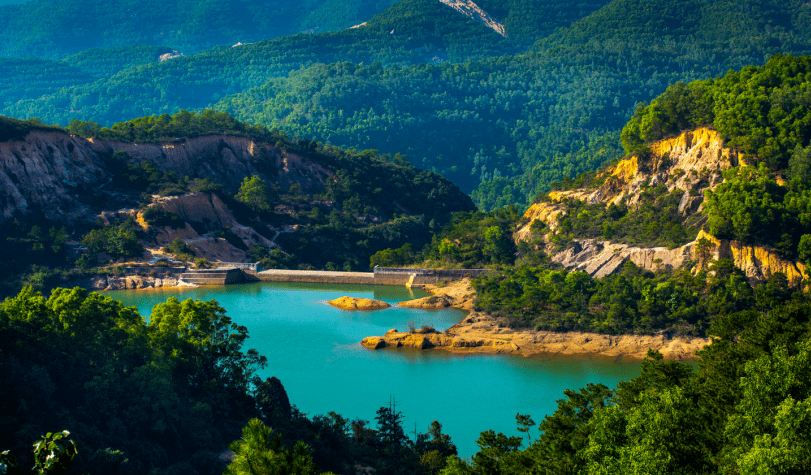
104 282 641 458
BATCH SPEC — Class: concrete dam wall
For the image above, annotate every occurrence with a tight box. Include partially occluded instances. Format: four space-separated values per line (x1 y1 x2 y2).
174 266 485 286
245 267 485 286
247 269 375 285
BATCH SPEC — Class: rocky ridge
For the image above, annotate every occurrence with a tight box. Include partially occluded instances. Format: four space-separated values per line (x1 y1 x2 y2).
0 130 332 228
0 129 342 264
514 127 806 284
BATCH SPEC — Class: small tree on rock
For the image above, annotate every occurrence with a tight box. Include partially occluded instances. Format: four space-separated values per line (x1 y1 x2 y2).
236 175 273 213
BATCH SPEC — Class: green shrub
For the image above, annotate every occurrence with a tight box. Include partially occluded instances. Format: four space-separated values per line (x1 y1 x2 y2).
162 238 196 261
141 206 185 229
81 224 144 259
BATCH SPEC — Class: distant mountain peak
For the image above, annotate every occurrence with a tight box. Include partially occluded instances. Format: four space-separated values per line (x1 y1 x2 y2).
438 0 507 37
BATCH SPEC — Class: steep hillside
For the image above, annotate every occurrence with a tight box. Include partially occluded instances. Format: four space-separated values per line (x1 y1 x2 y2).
215 0 811 203
515 127 808 283
0 0 554 126
4 0 810 210
0 112 474 293
0 0 607 199
541 0 811 53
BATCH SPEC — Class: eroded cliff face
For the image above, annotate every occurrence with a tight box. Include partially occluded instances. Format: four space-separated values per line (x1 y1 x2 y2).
594 127 737 207
550 239 696 279
0 129 342 264
0 131 108 226
0 130 334 228
514 127 805 283
102 135 332 194
516 127 735 239
696 230 808 283
140 193 279 263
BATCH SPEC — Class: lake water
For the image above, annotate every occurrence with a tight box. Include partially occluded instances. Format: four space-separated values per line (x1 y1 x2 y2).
104 282 641 457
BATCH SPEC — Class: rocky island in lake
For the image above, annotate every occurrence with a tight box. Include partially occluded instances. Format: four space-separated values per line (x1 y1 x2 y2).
328 296 391 310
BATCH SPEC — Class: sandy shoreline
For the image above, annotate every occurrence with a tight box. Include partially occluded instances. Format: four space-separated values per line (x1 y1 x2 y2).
364 279 710 360
362 311 709 360
77 274 710 360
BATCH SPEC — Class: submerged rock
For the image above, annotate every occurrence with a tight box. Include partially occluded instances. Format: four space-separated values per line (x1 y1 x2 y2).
328 296 391 311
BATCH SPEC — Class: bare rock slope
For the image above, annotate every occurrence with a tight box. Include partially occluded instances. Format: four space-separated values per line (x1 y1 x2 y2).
0 130 331 228
0 129 339 263
515 127 806 284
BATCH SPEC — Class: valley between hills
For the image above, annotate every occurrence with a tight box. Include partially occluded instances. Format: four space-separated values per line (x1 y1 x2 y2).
4 0 811 474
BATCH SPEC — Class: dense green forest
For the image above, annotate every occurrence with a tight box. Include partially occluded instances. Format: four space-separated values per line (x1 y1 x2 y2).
0 0 401 58
4 282 811 474
0 287 461 475
371 205 525 269
472 259 804 336
7 0 810 209
215 0 811 207
439 300 811 474
0 0 576 124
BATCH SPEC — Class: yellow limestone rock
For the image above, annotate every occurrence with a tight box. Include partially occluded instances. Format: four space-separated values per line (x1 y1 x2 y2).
610 155 639 183
398 295 454 309
696 230 808 283
328 296 391 311
361 337 387 349
514 202 564 242
401 278 476 311
361 312 708 360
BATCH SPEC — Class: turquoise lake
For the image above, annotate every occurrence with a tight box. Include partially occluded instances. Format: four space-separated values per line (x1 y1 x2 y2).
104 282 641 457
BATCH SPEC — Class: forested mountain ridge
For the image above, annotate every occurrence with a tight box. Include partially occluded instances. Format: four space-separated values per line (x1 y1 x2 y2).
0 0 585 127
363 56 811 339
2 0 809 210
214 0 811 207
0 0 401 59
0 111 474 293
515 126 808 284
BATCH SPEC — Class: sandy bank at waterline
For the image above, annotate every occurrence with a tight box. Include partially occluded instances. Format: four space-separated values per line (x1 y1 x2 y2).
362 312 709 360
